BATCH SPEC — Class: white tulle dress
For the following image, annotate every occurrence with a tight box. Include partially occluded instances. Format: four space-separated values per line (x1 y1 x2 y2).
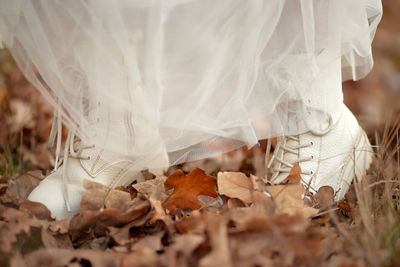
0 0 382 170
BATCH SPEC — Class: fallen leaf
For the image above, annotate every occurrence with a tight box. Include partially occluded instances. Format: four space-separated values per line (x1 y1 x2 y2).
121 247 161 267
8 170 44 199
80 180 131 212
24 248 126 267
266 184 318 218
338 202 353 218
48 218 71 235
217 172 253 204
164 233 205 266
141 169 156 180
163 168 217 215
133 176 167 201
0 207 39 254
281 163 302 184
199 213 232 267
252 191 275 216
175 210 205 234
19 199 53 220
0 84 6 108
69 199 151 245
132 232 163 252
314 186 335 209
198 194 224 211
250 174 268 192
149 199 174 233
227 198 246 209
40 228 73 249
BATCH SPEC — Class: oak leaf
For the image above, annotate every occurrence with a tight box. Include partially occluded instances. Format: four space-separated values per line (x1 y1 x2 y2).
217 172 253 204
162 168 218 215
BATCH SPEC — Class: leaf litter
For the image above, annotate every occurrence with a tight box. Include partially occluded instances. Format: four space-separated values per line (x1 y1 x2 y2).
0 158 368 267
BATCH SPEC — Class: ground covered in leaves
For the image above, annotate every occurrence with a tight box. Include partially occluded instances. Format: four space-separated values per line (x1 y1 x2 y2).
0 162 381 267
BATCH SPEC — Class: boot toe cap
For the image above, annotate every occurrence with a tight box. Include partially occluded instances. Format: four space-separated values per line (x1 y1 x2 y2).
27 177 83 220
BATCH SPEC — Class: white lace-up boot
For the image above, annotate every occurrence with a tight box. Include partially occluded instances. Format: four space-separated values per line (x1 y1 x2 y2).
28 136 168 219
28 118 169 220
266 103 374 201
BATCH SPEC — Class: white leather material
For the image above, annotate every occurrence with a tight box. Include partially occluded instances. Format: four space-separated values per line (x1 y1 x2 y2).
28 177 83 220
270 103 373 201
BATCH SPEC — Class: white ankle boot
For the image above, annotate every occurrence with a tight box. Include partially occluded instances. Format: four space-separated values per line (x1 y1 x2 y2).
266 103 374 201
28 136 168 220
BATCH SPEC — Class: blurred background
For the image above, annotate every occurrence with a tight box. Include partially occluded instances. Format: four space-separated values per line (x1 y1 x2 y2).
0 1 399 176
343 0 400 135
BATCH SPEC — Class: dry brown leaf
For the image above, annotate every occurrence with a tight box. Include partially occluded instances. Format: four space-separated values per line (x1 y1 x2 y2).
19 199 53 220
0 84 6 108
80 180 132 211
132 232 163 252
97 202 151 226
227 207 271 232
108 225 132 247
163 168 217 215
8 170 44 199
0 207 39 254
121 247 161 267
40 228 73 249
250 174 268 192
199 213 232 267
48 218 71 235
141 169 156 180
217 172 253 204
164 233 205 266
24 248 126 267
149 198 174 233
175 210 205 234
18 143 54 170
69 198 151 245
281 163 302 184
198 194 224 211
227 198 246 209
133 176 167 201
266 184 318 218
338 202 353 218
314 186 335 209
252 191 276 216
168 233 204 257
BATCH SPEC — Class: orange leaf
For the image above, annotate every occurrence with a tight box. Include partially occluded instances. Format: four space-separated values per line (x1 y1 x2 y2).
163 168 218 215
282 163 302 184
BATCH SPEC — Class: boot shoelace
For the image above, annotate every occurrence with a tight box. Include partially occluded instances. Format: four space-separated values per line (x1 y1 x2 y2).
48 112 94 212
265 114 333 185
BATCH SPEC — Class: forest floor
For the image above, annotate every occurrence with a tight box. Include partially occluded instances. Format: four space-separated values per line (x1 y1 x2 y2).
1 2 400 267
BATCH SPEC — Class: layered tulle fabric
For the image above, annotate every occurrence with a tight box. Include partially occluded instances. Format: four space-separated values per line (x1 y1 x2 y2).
0 0 382 169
